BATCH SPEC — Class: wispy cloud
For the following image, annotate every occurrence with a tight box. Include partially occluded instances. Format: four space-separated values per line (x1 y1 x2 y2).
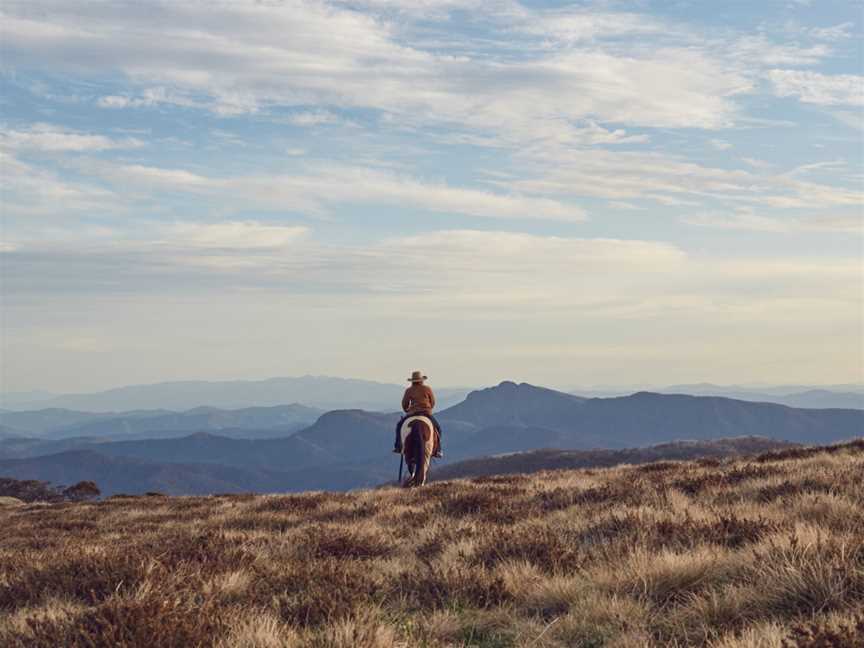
505 148 861 210
727 35 830 67
767 69 864 106
830 110 863 132
66 158 587 223
0 151 119 216
682 209 863 233
163 222 310 249
0 123 144 152
809 22 854 42
0 0 751 140
283 110 344 127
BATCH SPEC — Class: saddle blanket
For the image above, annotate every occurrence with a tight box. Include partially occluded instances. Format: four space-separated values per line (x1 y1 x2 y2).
400 415 434 446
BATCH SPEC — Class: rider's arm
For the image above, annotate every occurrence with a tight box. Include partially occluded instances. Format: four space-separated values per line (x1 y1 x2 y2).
401 389 411 413
428 387 436 410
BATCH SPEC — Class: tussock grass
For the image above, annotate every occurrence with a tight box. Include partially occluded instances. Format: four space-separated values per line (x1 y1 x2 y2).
1 439 862 646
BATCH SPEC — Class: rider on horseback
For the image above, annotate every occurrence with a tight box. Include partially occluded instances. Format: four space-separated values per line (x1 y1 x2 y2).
393 370 443 458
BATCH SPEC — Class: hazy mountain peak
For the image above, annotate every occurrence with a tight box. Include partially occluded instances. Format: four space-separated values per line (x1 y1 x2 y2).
441 381 585 430
467 381 580 399
186 431 222 441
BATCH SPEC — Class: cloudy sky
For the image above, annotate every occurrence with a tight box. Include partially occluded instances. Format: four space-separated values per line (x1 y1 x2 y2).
1 0 862 394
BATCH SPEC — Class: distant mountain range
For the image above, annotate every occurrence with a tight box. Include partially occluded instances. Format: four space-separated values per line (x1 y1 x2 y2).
0 404 321 440
0 375 472 413
1 381 861 495
0 409 403 494
749 390 864 409
440 382 862 451
661 382 864 396
4 375 861 413
571 383 864 410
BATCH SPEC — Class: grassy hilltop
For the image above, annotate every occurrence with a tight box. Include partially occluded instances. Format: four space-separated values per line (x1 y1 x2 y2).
1 441 863 647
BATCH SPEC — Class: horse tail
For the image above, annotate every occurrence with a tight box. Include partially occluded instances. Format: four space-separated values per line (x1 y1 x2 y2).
411 419 433 487
411 421 426 486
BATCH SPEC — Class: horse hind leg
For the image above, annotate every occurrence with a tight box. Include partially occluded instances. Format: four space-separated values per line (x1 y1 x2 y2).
414 455 429 486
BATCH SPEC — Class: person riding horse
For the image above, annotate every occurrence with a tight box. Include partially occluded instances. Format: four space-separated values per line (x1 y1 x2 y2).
393 370 443 458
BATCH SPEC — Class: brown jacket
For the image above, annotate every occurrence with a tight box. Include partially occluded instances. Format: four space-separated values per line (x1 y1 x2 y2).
402 384 435 415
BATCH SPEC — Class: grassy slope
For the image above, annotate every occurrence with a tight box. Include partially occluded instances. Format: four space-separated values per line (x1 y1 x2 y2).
1 441 863 648
431 437 796 482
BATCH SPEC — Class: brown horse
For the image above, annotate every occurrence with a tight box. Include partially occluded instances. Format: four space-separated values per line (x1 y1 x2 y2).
401 416 435 487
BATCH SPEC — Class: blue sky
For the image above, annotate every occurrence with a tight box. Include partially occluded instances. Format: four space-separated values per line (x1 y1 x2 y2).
1 0 862 393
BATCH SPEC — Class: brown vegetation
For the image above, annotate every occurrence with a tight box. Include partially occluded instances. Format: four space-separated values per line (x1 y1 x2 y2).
1 439 862 647
432 436 797 482
0 477 100 503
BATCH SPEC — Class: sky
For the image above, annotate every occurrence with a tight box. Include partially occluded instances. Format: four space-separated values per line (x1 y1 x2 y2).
1 0 862 394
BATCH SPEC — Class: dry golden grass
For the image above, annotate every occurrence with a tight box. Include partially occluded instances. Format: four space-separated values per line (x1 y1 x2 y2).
1 439 862 647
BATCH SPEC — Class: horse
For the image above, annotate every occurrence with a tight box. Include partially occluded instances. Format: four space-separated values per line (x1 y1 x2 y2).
400 416 435 487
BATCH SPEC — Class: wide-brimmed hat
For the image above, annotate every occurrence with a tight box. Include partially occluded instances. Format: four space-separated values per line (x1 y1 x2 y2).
407 370 428 383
